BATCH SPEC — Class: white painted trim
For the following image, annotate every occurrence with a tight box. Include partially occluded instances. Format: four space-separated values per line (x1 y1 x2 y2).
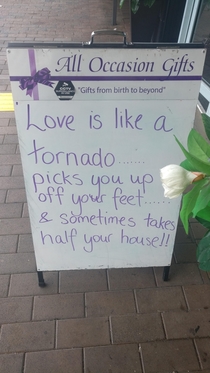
200 80 210 102
197 102 204 113
186 0 201 42
178 0 196 42
178 0 201 43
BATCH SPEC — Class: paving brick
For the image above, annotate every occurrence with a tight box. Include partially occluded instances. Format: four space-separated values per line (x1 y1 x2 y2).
0 274 10 296
22 202 29 217
0 234 18 253
135 286 187 313
195 338 210 370
9 272 58 296
108 268 156 290
175 225 195 243
0 165 12 176
0 84 7 92
0 353 24 373
140 340 200 373
0 127 17 135
111 313 165 343
0 296 32 323
6 188 27 202
0 135 4 144
0 217 31 235
0 118 9 127
0 252 36 274
56 317 110 348
24 349 83 373
59 269 108 293
0 202 23 218
0 176 24 189
163 309 210 339
184 284 210 310
0 154 21 165
3 135 18 144
12 164 23 176
191 222 208 240
33 293 84 320
0 321 55 353
0 75 9 80
154 263 203 286
84 344 142 373
86 290 136 317
18 233 34 252
174 242 197 263
0 189 6 203
180 371 210 373
200 269 210 284
0 144 16 154
178 371 210 373
0 112 14 118
9 118 16 127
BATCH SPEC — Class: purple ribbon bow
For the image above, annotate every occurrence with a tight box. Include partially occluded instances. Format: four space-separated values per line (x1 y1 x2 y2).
19 67 54 96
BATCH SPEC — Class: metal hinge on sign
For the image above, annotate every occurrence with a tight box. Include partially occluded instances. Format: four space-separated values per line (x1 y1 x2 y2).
83 29 127 46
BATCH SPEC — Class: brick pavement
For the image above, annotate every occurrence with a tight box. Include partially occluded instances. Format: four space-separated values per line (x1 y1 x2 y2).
0 0 210 372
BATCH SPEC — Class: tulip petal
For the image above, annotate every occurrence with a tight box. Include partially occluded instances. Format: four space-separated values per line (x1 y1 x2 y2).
160 164 198 199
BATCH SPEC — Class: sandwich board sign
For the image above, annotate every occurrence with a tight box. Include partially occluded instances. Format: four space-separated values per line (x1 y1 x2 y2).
7 35 206 272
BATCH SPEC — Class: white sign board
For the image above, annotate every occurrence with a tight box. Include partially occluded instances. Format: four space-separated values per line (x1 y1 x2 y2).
7 44 206 271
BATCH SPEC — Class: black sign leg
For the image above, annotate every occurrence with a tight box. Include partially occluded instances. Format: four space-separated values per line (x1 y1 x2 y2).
37 271 46 287
162 266 170 281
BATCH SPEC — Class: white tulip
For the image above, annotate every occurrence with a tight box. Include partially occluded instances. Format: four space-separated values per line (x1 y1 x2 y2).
160 164 205 199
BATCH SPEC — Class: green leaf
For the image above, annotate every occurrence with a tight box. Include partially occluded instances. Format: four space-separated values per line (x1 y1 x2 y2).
143 0 156 7
197 232 210 271
196 205 210 222
180 159 198 171
180 179 207 234
119 0 125 8
131 0 140 13
202 113 210 141
175 136 210 175
192 181 210 217
187 129 210 161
